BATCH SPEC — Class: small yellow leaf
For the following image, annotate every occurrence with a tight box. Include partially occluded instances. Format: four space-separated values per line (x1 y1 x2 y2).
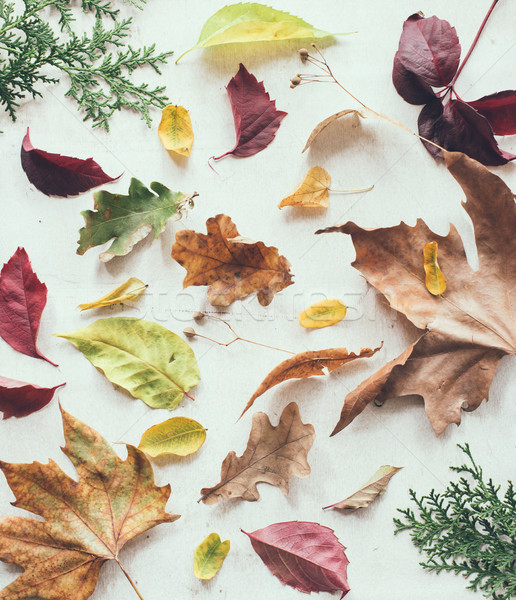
279 167 331 208
158 105 194 157
138 416 206 457
77 277 146 311
423 241 446 295
299 299 347 329
194 533 230 580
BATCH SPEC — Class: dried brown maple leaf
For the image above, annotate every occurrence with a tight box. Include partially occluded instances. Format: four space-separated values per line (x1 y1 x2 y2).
317 151 516 436
200 402 315 505
0 406 178 600
172 214 293 307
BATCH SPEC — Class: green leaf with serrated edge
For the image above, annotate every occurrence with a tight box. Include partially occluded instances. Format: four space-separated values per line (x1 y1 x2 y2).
138 417 206 457
55 317 200 410
77 178 190 262
176 3 347 63
194 533 230 580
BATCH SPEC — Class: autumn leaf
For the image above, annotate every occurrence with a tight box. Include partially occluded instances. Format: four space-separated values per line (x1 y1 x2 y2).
77 277 147 311
423 242 446 295
211 64 287 161
200 402 315 505
279 167 331 208
20 128 120 197
55 317 200 410
172 214 293 307
0 377 64 419
193 533 230 580
240 345 381 420
0 247 56 366
77 178 194 262
138 417 206 458
302 109 365 153
318 151 516 436
158 105 194 157
243 521 350 597
0 406 178 600
299 299 347 329
323 465 402 510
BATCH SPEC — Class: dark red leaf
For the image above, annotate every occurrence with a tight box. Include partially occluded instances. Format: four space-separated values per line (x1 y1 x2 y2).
467 90 516 135
21 128 120 197
213 64 287 161
242 521 350 598
418 98 516 166
0 248 57 366
392 51 436 105
0 377 64 419
396 14 460 88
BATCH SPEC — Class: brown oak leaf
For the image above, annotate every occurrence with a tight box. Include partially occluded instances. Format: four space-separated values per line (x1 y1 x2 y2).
317 151 516 436
171 214 293 306
200 402 315 505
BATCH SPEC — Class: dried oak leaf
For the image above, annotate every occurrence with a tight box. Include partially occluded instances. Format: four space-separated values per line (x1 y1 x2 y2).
200 402 315 505
172 214 293 307
0 406 178 600
317 151 516 436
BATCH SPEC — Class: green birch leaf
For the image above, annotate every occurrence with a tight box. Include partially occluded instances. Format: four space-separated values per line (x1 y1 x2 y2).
55 317 200 410
194 533 230 580
77 178 193 262
176 3 344 63
138 417 207 457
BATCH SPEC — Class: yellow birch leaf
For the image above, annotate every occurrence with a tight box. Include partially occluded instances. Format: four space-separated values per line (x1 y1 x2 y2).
158 105 194 157
279 167 331 209
138 416 206 457
423 241 446 295
77 277 147 311
299 299 347 329
194 533 230 580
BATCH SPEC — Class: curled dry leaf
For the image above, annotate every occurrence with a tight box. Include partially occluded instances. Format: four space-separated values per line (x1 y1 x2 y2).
279 167 331 209
77 277 147 311
138 416 206 458
193 533 230 580
299 299 347 329
302 109 365 153
158 105 194 157
240 345 382 420
0 376 64 419
318 151 516 436
200 402 315 505
172 214 293 307
324 465 403 510
423 242 446 296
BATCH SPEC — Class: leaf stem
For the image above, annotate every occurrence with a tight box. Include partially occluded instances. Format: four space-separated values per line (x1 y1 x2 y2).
329 185 375 194
115 559 145 600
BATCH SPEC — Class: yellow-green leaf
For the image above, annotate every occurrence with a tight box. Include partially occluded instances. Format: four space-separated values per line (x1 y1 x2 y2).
299 299 347 329
138 416 206 457
279 167 331 209
158 105 194 157
194 533 230 580
77 277 147 311
423 241 446 295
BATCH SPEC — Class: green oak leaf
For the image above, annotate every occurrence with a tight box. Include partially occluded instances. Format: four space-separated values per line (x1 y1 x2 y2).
77 178 193 262
194 533 230 580
55 317 200 410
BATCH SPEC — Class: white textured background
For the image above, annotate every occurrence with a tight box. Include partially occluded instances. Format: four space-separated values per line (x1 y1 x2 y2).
1 1 515 599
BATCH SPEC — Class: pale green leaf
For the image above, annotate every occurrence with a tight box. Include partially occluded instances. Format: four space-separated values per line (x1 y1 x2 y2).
194 533 230 580
138 416 206 457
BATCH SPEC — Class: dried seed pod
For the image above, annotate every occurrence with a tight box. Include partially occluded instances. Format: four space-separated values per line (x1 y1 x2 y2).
193 311 205 322
183 327 196 338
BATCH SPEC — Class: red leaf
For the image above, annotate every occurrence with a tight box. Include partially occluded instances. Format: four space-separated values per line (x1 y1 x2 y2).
0 248 57 366
0 377 64 419
418 98 516 166
395 14 461 88
392 51 436 105
242 521 350 598
467 90 516 135
21 128 120 197
213 64 287 161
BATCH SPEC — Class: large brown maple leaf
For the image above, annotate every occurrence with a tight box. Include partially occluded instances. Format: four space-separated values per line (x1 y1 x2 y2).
0 407 178 600
318 151 516 436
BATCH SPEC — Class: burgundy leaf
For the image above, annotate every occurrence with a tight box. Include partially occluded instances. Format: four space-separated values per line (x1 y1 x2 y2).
242 521 350 598
392 52 436 105
0 248 57 366
21 128 120 197
396 13 460 88
468 90 516 135
418 98 516 166
213 64 287 161
0 377 64 419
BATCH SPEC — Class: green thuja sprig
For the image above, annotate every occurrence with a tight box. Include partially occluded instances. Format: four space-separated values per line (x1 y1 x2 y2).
394 444 516 599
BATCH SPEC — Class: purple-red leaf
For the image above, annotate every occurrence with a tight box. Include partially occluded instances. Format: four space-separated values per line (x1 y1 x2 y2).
418 98 516 166
242 521 350 598
21 128 119 197
213 64 287 161
392 52 436 105
0 248 56 366
468 90 516 135
0 377 64 419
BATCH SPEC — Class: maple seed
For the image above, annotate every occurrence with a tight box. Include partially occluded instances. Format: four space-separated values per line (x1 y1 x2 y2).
183 327 196 338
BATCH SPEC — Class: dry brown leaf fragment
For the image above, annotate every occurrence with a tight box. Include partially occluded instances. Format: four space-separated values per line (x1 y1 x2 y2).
279 167 331 208
171 214 293 307
200 402 315 505
302 109 365 152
